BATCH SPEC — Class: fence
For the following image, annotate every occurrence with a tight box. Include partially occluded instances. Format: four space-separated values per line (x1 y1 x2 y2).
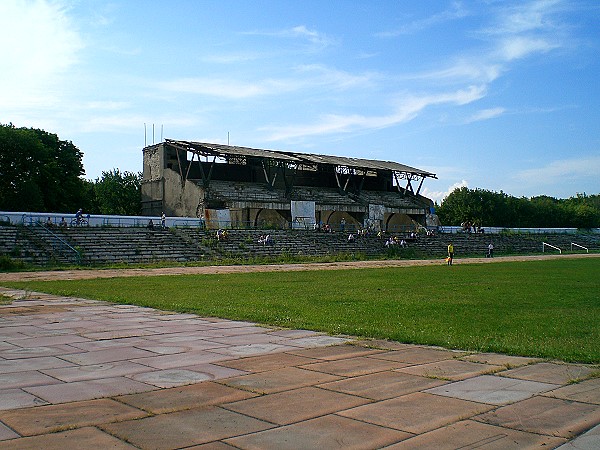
2 211 599 235
5 212 205 229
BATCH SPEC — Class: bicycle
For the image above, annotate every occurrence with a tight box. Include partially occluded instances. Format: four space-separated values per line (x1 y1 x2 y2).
70 216 89 227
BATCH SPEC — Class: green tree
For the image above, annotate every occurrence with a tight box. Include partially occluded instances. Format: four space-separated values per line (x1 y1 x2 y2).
437 187 600 228
93 169 142 216
0 123 87 212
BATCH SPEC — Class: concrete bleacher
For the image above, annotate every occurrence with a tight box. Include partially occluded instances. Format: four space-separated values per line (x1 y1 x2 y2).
177 228 384 260
358 190 426 209
291 186 359 207
0 226 70 265
0 225 210 266
1 224 598 267
51 227 210 265
208 181 288 204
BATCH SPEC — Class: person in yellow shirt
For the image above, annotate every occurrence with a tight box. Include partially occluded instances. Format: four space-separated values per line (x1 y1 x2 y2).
447 243 454 266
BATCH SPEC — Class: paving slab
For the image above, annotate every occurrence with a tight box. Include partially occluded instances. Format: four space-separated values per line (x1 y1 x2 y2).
300 355 407 376
476 395 600 438
4 334 91 347
286 343 383 360
23 376 155 404
557 424 600 449
501 362 597 384
426 374 559 404
339 392 494 434
116 381 258 414
319 371 448 400
0 422 19 441
395 358 502 380
0 426 138 449
101 406 275 449
384 419 566 449
224 414 411 450
460 352 541 367
185 442 238 449
223 386 371 425
179 362 248 380
208 342 299 357
0 356 75 374
58 346 156 365
544 378 600 404
66 336 152 351
41 360 151 382
0 343 80 359
132 349 228 369
216 352 318 372
0 398 147 436
0 370 62 389
367 346 464 364
220 366 341 394
129 368 221 388
283 335 353 348
0 388 48 411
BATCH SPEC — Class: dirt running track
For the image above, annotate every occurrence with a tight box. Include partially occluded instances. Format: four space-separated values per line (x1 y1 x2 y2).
0 253 598 282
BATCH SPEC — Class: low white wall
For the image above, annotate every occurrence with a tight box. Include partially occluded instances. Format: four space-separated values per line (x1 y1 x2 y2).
0 211 205 228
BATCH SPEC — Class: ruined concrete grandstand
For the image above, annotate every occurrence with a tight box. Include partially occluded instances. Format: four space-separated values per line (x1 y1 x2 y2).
142 140 438 231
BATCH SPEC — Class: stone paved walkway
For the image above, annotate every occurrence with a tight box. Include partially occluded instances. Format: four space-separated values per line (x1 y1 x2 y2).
0 287 598 449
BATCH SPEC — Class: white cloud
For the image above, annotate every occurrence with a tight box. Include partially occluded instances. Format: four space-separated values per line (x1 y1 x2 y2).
0 0 83 109
264 85 486 141
496 36 559 61
422 180 469 204
156 65 374 100
485 0 564 35
514 155 600 183
156 77 294 99
414 60 503 84
465 107 506 123
77 114 201 133
242 25 335 49
377 2 469 37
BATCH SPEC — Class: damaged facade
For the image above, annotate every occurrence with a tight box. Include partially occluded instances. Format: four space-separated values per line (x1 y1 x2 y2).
142 140 438 230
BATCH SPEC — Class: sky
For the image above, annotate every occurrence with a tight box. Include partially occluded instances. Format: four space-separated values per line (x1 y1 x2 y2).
1 0 599 203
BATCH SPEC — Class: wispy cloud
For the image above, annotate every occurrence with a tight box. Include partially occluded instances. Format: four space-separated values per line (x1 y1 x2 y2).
483 0 565 35
156 77 295 99
79 114 201 133
242 25 335 49
264 85 486 140
496 36 560 61
514 155 600 183
377 2 469 37
156 65 374 100
464 107 506 123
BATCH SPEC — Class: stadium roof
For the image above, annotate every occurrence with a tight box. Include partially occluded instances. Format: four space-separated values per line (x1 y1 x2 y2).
164 139 437 179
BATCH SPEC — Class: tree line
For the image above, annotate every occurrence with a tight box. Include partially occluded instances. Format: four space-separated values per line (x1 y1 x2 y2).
436 187 600 229
0 123 141 216
2 124 599 227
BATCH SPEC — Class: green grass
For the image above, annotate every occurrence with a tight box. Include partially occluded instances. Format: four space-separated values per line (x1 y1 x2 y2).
2 258 599 363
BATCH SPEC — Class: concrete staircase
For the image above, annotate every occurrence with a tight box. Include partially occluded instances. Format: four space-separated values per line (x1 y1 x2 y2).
0 226 75 265
50 227 208 265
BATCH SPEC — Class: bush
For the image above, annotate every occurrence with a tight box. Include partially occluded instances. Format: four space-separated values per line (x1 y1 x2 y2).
0 255 26 271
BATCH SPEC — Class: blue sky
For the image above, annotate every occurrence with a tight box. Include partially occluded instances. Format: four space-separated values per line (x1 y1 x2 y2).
2 0 599 203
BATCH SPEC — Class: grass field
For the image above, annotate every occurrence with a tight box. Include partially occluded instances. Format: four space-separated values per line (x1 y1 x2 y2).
3 258 599 364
